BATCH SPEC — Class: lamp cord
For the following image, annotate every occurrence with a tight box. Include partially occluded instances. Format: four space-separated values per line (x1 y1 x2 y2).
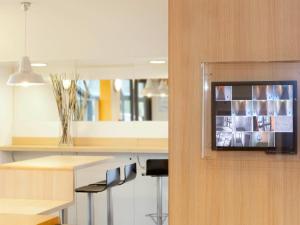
24 8 28 56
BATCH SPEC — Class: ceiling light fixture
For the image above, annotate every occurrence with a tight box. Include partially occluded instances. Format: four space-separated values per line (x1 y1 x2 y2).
114 79 122 92
142 79 160 98
158 80 168 97
7 2 46 87
31 63 48 67
62 80 72 90
149 60 167 64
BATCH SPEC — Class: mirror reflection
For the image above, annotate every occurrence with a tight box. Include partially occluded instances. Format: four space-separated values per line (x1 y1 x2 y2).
75 79 168 121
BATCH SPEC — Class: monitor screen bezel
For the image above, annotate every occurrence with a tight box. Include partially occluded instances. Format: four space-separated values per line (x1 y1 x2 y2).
211 80 297 154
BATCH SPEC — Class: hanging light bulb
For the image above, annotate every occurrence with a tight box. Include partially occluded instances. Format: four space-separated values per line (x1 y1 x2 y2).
158 79 168 97
7 2 46 87
114 79 122 92
62 80 72 90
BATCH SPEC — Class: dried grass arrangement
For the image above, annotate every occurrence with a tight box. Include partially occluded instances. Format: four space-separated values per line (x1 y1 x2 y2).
50 74 78 146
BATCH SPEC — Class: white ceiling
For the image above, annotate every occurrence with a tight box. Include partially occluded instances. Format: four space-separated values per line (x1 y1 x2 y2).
0 0 168 66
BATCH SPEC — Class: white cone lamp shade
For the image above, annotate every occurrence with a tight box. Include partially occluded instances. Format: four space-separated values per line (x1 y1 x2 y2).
158 80 168 97
7 56 46 86
142 79 160 97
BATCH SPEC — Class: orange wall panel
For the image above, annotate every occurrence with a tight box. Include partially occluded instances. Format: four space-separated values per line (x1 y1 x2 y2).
99 80 112 121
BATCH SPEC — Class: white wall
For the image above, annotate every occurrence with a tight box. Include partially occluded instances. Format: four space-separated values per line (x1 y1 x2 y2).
13 120 168 139
14 84 59 122
0 66 14 162
0 0 167 64
34 63 168 80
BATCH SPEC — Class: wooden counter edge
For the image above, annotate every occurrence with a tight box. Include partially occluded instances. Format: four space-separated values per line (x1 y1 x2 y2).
0 145 168 154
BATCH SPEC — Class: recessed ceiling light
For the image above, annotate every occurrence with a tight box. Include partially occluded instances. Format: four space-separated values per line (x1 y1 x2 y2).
149 60 167 64
31 63 48 67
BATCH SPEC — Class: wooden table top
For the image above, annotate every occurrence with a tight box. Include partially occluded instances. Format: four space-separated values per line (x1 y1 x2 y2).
0 198 72 215
0 214 59 225
0 155 112 170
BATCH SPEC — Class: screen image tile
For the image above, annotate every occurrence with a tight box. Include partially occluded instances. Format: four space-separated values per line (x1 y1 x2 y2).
275 116 293 132
252 101 269 116
274 85 293 100
275 133 294 150
267 101 275 115
234 132 252 147
232 100 252 116
216 132 233 147
215 101 232 116
216 116 233 132
215 86 232 101
232 85 252 100
274 100 293 116
252 132 275 147
253 116 275 131
253 85 275 100
234 116 252 132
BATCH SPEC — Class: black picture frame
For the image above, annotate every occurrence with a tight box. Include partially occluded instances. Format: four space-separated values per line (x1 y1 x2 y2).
211 80 297 154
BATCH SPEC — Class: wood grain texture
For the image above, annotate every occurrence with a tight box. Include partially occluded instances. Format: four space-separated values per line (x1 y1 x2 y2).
0 169 74 201
0 156 110 201
8 137 168 153
0 155 111 170
0 145 168 153
0 199 71 215
169 0 300 225
175 0 300 62
0 214 60 225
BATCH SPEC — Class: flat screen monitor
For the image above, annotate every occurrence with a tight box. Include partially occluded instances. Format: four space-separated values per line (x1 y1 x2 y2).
211 81 297 154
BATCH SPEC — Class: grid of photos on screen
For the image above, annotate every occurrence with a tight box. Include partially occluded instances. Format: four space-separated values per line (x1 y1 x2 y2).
215 84 294 148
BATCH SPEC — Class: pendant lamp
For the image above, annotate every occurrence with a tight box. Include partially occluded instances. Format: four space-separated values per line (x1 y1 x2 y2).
7 2 46 86
142 79 160 97
158 79 168 97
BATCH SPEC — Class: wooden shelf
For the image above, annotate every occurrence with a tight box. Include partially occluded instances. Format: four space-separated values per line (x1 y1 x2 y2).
0 137 168 153
0 145 168 153
0 155 111 170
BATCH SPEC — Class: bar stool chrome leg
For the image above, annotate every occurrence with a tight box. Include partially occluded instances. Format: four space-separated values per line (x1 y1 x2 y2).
107 188 114 225
157 177 163 225
87 193 94 225
60 208 68 224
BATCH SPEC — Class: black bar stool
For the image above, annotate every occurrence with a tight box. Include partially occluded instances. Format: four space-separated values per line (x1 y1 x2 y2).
95 163 137 186
75 167 121 225
76 163 137 225
120 162 137 184
145 159 168 225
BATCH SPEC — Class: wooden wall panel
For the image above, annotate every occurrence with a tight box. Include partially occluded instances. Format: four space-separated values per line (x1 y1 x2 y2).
0 169 74 201
171 0 300 62
169 0 300 225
